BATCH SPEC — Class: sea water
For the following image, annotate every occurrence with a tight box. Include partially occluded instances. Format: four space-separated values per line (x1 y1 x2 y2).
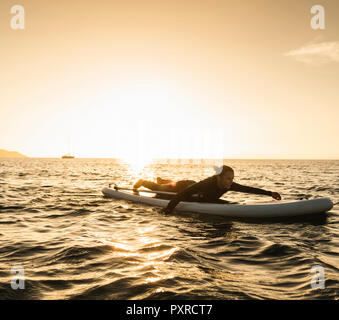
0 158 338 299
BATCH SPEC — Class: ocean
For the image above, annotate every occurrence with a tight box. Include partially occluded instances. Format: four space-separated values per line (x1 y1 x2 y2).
0 158 338 299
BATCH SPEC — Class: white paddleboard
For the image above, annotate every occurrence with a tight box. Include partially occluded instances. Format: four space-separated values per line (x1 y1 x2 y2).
102 187 333 218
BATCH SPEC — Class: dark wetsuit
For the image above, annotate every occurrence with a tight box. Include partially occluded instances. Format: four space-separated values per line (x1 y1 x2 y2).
165 175 272 212
142 179 196 193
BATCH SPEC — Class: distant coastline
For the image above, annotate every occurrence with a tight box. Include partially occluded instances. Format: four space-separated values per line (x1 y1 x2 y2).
0 149 27 158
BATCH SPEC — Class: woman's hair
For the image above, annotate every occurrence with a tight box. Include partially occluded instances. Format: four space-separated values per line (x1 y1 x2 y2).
219 165 234 176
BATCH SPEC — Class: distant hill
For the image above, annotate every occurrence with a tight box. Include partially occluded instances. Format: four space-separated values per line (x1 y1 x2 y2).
0 149 27 158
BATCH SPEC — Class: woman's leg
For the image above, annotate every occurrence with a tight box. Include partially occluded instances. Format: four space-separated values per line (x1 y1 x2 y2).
134 178 196 193
139 180 177 192
156 177 175 185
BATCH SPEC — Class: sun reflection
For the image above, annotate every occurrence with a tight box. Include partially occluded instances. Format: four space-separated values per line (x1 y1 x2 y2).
97 228 177 283
123 154 154 177
136 260 165 269
99 239 133 252
99 235 178 263
145 277 161 284
137 227 159 245
137 226 156 234
146 248 177 261
138 237 159 245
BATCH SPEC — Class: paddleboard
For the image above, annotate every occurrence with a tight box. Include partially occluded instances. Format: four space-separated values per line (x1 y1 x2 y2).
102 187 333 218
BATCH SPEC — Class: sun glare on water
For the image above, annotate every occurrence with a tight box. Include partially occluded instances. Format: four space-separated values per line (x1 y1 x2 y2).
122 154 155 177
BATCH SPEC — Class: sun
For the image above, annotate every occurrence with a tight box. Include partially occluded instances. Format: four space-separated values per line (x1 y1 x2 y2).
122 153 154 177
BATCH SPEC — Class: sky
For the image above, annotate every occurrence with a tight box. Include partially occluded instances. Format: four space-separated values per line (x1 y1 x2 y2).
0 0 338 161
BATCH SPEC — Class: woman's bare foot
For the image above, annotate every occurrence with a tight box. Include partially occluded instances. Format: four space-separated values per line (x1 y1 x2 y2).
133 179 144 189
156 177 163 184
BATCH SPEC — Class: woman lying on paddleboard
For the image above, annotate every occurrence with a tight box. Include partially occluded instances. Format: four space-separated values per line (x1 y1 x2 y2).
133 165 281 214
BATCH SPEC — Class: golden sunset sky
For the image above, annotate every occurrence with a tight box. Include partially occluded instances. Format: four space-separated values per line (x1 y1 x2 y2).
0 0 338 160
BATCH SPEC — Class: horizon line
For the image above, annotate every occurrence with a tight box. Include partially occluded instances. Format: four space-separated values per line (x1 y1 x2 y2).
9 156 339 161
